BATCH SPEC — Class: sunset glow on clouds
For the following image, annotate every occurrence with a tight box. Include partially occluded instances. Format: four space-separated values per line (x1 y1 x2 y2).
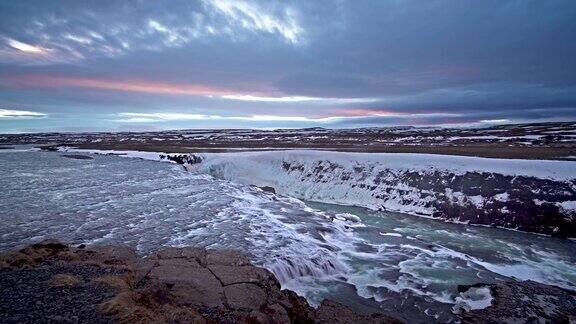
7 75 238 97
116 111 463 125
117 112 318 123
0 0 575 132
2 74 379 104
7 39 45 53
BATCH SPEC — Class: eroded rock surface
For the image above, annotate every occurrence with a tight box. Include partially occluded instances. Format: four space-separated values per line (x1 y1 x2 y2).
0 239 402 323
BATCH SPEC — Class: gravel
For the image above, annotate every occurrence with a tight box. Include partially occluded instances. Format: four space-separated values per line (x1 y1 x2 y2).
0 263 126 323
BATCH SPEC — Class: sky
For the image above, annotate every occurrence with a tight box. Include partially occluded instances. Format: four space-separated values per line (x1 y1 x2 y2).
0 0 575 133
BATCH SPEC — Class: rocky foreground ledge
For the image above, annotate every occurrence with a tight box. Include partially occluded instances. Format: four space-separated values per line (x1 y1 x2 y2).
1 240 575 323
0 240 401 323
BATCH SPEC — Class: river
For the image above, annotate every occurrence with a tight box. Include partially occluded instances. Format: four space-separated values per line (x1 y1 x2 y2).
1 149 575 322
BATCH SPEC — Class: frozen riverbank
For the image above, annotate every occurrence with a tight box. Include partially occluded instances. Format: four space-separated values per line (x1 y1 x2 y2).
187 150 576 237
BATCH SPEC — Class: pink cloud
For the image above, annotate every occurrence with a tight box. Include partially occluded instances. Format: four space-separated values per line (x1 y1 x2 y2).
2 74 248 97
336 108 405 117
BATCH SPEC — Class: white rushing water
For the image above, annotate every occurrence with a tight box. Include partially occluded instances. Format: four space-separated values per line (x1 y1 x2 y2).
1 149 575 322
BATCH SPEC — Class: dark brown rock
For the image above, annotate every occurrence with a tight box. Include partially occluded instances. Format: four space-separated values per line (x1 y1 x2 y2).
208 264 279 288
224 283 267 310
78 245 138 267
153 246 207 266
29 238 69 251
0 250 35 268
263 303 291 324
316 300 402 324
39 145 59 151
258 186 276 194
51 274 81 288
100 288 206 324
280 289 316 323
133 257 157 284
19 238 71 263
206 249 251 266
147 258 225 308
0 239 78 267
0 240 405 323
247 310 271 323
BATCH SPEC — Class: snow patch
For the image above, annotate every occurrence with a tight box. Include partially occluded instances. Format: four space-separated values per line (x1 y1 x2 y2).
557 201 576 212
334 213 361 223
494 192 510 202
380 232 402 237
452 287 493 313
468 195 485 208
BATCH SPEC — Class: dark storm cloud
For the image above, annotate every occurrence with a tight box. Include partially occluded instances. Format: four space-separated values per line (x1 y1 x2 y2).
275 1 576 96
0 0 575 132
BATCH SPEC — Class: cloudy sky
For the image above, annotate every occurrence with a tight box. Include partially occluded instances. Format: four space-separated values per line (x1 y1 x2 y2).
0 0 575 133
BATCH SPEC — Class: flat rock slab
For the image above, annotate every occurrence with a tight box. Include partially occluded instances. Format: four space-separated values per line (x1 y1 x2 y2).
153 246 207 266
208 264 278 287
224 283 267 310
148 258 224 307
206 250 251 266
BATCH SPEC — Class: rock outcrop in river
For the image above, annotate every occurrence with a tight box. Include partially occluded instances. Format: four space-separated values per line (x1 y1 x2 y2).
459 281 576 323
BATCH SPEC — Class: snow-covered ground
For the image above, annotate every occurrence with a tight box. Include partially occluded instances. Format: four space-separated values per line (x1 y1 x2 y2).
2 122 575 159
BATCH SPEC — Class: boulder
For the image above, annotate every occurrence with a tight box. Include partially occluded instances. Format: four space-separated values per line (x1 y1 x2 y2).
258 186 276 194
